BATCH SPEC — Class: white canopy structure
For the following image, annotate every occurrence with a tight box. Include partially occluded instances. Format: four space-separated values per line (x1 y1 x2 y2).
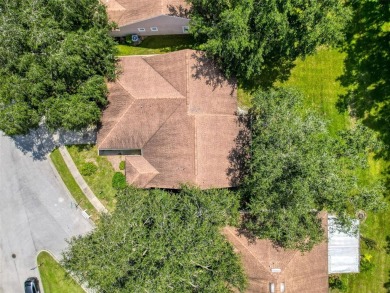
328 216 360 273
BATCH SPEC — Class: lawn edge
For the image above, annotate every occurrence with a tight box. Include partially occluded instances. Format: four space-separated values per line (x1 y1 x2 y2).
36 250 88 293
49 148 98 223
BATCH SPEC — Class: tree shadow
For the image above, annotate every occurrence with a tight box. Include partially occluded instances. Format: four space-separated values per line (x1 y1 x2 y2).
190 51 237 94
10 125 97 161
384 270 390 293
386 235 390 254
226 114 251 187
166 4 190 18
337 0 390 162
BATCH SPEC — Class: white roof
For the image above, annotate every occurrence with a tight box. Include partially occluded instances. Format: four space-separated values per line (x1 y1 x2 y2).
328 216 360 274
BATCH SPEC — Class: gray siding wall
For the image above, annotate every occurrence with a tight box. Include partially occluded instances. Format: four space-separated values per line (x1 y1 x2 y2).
111 15 190 37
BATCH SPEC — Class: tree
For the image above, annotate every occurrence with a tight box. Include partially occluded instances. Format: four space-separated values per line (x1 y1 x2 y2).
62 186 246 292
337 0 390 159
241 88 385 251
187 0 352 86
0 0 117 135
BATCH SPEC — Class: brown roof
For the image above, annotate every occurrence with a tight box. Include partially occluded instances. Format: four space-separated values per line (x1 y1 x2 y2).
97 50 239 189
222 226 329 293
102 0 190 27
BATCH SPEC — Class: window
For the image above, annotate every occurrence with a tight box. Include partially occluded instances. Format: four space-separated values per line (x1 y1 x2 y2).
182 26 189 33
150 27 158 32
137 28 146 32
99 149 142 156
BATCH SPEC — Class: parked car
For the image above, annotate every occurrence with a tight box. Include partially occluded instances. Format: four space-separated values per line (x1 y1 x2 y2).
24 277 40 293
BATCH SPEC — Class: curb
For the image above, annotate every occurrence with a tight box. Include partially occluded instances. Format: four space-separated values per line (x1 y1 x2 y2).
36 250 93 293
48 155 95 227
58 146 108 214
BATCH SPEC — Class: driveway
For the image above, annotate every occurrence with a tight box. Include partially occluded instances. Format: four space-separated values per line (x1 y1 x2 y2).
0 128 95 292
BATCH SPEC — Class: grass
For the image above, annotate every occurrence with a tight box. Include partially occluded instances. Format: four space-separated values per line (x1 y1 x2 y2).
37 251 84 293
237 86 253 109
67 145 117 212
50 148 99 221
338 201 390 293
279 47 390 292
116 35 197 56
281 47 350 135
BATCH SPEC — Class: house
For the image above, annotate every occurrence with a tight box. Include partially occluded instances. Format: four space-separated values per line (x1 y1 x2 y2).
97 49 240 189
223 215 360 293
103 0 190 37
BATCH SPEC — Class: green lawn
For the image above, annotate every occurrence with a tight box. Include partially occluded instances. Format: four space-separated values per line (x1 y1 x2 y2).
38 251 84 293
67 145 117 212
280 47 390 292
281 47 350 135
50 148 99 221
116 35 197 56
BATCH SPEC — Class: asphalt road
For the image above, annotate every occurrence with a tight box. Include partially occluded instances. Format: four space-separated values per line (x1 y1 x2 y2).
0 130 93 293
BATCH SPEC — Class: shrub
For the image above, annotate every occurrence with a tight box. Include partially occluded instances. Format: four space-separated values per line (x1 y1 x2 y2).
119 161 125 170
80 162 97 176
329 275 347 291
361 236 377 250
360 253 375 272
112 172 127 190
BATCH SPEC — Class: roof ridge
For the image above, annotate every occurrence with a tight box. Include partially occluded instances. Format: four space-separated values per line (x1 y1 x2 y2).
142 53 187 98
280 247 305 274
186 50 197 182
191 113 237 117
97 81 135 148
141 99 186 149
224 228 274 280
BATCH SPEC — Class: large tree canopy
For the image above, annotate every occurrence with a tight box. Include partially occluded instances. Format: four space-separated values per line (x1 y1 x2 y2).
0 0 117 135
241 88 385 251
62 187 247 293
188 0 351 86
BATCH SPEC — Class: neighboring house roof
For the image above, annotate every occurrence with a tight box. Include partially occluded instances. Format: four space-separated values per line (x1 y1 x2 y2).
328 216 360 273
102 0 190 27
97 49 239 189
223 225 329 293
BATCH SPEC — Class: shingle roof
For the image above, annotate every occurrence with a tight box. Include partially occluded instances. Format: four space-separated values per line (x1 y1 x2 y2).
223 225 329 293
97 50 239 189
102 0 190 27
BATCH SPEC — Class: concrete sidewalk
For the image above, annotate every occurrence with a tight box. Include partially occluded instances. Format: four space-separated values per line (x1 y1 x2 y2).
59 146 108 214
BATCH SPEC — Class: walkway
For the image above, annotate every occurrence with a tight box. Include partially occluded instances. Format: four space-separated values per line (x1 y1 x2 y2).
58 146 108 214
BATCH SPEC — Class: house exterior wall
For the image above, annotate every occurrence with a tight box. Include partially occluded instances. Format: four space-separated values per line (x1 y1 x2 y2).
110 15 189 37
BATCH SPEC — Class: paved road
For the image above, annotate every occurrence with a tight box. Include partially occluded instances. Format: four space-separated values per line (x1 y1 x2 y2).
0 129 94 293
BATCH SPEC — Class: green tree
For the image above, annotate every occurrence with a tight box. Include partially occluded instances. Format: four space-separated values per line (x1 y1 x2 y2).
0 0 116 135
188 0 351 86
242 88 385 251
338 0 390 159
62 186 246 292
